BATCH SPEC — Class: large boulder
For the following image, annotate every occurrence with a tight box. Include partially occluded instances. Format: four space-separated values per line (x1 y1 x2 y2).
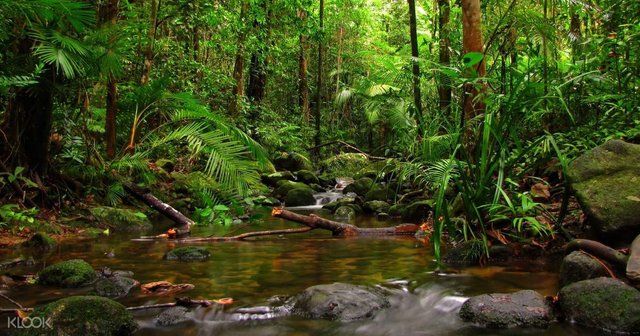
559 251 608 287
262 171 295 187
273 152 313 172
89 206 152 233
285 188 316 206
364 185 396 202
94 270 139 298
292 283 389 321
401 200 433 223
319 153 370 179
19 296 137 336
165 246 210 261
364 201 390 214
459 290 555 328
558 277 640 333
273 181 312 199
343 177 374 196
628 234 640 284
567 140 640 243
38 259 97 288
296 170 320 185
322 197 358 212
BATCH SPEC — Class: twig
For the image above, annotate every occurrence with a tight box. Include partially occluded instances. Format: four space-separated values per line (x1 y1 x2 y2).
0 293 24 310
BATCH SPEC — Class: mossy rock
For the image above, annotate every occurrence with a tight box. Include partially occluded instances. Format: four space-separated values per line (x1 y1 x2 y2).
94 276 139 298
285 188 316 206
401 200 433 223
273 181 312 199
559 251 608 287
322 197 357 212
567 140 640 243
343 177 374 196
335 206 356 220
38 259 97 288
295 170 319 185
89 206 152 233
388 204 407 217
354 169 377 180
309 183 325 192
22 232 57 250
319 153 370 179
273 152 313 172
364 186 396 202
155 306 191 326
165 246 210 261
292 283 389 321
558 277 640 333
261 171 295 187
18 296 137 336
363 201 390 214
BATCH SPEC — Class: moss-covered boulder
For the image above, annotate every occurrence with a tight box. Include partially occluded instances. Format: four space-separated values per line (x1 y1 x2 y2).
401 200 433 222
89 206 152 233
459 290 555 328
285 188 316 206
627 234 640 284
388 204 407 217
343 177 374 196
292 283 389 321
296 170 320 185
319 153 370 179
262 171 295 187
273 180 312 198
364 186 396 202
567 140 640 243
335 206 357 220
273 152 313 172
322 197 357 212
559 251 608 287
21 233 57 250
164 246 210 261
558 277 640 333
94 275 139 298
38 259 97 288
353 169 377 180
364 201 390 214
18 296 137 336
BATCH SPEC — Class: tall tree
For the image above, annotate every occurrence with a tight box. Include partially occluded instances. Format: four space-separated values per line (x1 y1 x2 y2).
313 0 325 153
103 0 119 158
298 9 311 121
230 1 249 117
437 0 452 114
247 0 270 104
408 0 424 137
461 0 485 122
140 0 159 86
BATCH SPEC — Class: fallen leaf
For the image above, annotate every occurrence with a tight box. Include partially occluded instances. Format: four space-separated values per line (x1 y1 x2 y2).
215 298 234 305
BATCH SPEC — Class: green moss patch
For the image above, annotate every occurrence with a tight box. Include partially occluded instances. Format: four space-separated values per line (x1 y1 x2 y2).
37 259 97 288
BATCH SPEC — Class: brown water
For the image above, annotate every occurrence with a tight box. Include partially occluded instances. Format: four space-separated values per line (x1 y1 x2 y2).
0 208 599 335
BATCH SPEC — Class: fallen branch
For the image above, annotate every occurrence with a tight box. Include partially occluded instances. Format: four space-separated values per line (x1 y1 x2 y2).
565 239 629 270
124 182 194 234
272 208 419 236
0 257 32 271
127 297 232 311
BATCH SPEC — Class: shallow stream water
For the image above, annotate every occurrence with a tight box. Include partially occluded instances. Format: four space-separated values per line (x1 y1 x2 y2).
0 207 599 335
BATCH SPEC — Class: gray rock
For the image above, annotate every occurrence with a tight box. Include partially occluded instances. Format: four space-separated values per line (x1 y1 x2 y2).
285 188 316 206
292 283 389 321
155 306 191 326
627 234 640 284
94 275 139 298
567 140 640 243
335 206 356 220
459 290 555 328
558 277 640 333
164 246 210 261
559 251 608 287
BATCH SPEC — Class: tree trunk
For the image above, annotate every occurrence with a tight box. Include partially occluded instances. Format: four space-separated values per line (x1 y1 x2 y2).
298 10 311 121
124 182 194 233
461 0 485 151
247 0 269 105
335 26 344 95
140 0 159 86
565 239 629 270
437 0 452 114
230 1 248 117
313 0 325 154
408 0 424 137
104 0 119 159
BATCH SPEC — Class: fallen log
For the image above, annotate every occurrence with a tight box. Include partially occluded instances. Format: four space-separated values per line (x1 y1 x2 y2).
271 208 420 236
565 239 629 270
124 182 194 234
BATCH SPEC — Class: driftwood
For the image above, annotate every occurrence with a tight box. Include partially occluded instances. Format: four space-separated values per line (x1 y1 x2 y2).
124 182 194 234
271 208 419 236
565 239 629 270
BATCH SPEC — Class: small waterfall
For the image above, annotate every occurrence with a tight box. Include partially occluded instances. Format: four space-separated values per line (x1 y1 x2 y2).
286 177 354 210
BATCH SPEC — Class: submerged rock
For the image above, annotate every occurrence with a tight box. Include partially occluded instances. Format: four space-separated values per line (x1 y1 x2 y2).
19 296 137 336
155 306 191 326
558 277 640 333
567 140 640 243
292 283 389 321
38 259 97 288
94 273 139 298
21 232 57 250
559 251 608 287
285 188 316 206
164 246 210 261
459 290 555 328
89 206 152 233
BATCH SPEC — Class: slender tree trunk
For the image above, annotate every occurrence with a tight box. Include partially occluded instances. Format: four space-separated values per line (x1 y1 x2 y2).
247 0 269 104
542 0 548 95
437 0 452 114
335 26 344 95
140 0 159 85
105 0 119 159
313 0 324 154
408 0 424 137
570 5 582 63
230 1 248 117
461 0 485 121
298 10 310 121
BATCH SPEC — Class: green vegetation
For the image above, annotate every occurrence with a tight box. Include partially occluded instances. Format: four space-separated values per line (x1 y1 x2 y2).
0 0 639 262
37 259 97 288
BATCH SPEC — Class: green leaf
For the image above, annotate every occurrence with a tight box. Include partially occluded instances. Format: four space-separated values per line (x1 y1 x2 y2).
213 204 230 212
134 212 147 219
462 52 484 67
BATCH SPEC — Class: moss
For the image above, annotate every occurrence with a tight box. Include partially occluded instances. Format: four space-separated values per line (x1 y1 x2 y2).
388 204 407 217
38 259 97 288
273 152 313 172
322 197 357 212
261 171 295 187
364 186 396 202
285 188 316 206
21 232 56 250
343 177 374 196
319 153 370 179
273 180 312 198
18 296 137 336
335 206 356 220
363 201 390 214
89 206 152 233
164 246 210 261
296 170 320 185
